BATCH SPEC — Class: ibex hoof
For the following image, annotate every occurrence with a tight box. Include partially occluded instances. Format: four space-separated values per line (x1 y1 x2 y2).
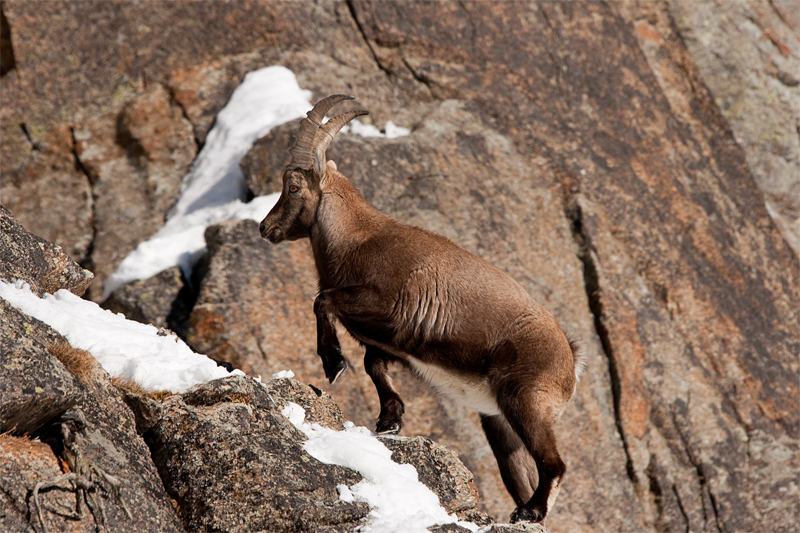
326 360 348 384
510 506 544 524
375 420 401 435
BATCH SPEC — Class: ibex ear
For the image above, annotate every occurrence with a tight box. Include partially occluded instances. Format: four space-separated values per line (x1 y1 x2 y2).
313 147 327 181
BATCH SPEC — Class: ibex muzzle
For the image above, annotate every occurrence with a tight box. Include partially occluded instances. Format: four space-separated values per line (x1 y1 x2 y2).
260 95 585 524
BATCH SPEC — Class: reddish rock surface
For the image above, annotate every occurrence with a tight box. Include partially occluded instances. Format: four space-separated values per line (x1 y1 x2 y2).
0 210 185 533
666 0 800 256
73 83 196 301
0 436 80 533
0 125 93 263
1 1 797 531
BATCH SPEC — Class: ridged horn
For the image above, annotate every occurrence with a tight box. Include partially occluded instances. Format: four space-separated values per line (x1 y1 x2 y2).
313 109 369 177
289 94 356 170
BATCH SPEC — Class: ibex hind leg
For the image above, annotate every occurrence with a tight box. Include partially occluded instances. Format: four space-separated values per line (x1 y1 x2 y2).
364 345 405 434
480 414 539 507
497 388 567 524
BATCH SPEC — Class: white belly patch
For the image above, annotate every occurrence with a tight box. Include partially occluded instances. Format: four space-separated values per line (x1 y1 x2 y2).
407 357 501 416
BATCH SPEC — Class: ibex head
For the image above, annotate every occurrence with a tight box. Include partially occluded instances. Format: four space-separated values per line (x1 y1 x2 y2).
259 95 367 243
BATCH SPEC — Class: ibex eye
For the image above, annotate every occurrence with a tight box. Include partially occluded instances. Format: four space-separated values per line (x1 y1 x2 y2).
289 185 300 193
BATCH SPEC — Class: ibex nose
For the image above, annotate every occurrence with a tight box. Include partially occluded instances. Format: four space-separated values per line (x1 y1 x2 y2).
259 221 277 242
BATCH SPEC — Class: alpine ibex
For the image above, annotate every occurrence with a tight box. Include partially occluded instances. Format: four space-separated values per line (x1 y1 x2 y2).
259 95 585 524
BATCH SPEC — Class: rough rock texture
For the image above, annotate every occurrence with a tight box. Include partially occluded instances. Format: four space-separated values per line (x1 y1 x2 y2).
38 371 186 533
73 83 196 301
485 525 551 533
0 125 94 262
0 1 308 162
122 373 505 532
0 299 84 436
0 309 185 532
379 435 479 517
0 207 88 438
143 374 503 532
617 0 800 256
0 347 184 532
232 102 637 528
0 205 93 297
0 436 80 533
117 385 169 436
0 208 186 532
0 316 185 533
431 522 551 533
2 1 799 531
668 0 800 256
103 265 195 340
3 80 197 303
145 375 370 533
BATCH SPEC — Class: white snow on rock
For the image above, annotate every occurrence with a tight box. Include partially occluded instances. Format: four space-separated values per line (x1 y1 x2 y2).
281 402 480 533
0 280 241 394
345 119 410 139
271 369 295 380
0 63 460 531
104 66 410 300
0 277 480 532
103 65 310 299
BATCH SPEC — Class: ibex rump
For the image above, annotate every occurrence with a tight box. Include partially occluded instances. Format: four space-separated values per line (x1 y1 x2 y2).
260 95 584 524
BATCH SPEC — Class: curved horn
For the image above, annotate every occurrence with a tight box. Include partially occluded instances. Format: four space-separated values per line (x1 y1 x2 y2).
289 94 356 170
313 110 369 177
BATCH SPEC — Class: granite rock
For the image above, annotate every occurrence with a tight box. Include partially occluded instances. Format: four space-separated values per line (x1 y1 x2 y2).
0 205 93 297
145 375 370 533
0 299 84 436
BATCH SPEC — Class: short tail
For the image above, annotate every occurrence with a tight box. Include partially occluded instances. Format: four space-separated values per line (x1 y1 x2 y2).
564 329 588 384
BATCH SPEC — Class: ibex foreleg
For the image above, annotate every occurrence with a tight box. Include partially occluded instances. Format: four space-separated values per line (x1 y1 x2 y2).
313 292 348 384
364 345 405 434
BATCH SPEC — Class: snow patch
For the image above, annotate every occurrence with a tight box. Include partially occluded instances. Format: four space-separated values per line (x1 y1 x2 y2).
103 66 312 299
338 484 356 503
271 369 295 380
345 119 410 139
0 280 240 394
281 402 479 533
104 66 411 301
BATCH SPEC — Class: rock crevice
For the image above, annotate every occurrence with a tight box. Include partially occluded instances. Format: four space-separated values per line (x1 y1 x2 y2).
562 189 639 490
2 2 798 531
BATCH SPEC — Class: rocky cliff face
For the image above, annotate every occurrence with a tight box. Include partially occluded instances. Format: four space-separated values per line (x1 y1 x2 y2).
0 208 503 532
1 1 798 532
